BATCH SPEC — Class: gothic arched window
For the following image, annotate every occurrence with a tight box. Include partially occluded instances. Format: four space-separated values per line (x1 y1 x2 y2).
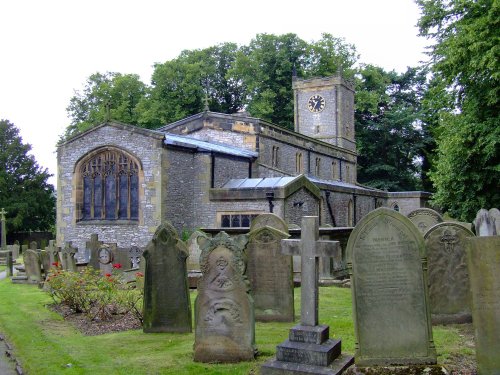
77 148 140 222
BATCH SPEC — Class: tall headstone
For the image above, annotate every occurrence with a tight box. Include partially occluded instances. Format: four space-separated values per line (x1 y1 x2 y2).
466 236 500 375
23 249 42 283
86 234 103 269
407 208 443 235
473 208 497 236
39 250 51 277
61 242 78 272
347 207 436 366
129 246 143 269
194 232 255 363
46 240 60 269
186 230 206 271
247 213 294 322
424 222 475 324
11 243 20 261
261 216 353 374
0 208 7 250
143 222 191 333
489 208 500 235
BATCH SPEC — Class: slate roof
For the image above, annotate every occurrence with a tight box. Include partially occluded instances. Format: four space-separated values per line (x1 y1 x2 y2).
222 176 297 189
164 133 258 159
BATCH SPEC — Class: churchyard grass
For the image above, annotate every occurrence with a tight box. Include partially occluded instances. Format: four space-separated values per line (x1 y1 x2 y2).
0 278 471 374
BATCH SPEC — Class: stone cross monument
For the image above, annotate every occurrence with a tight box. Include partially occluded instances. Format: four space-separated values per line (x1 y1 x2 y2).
261 216 354 374
0 208 7 250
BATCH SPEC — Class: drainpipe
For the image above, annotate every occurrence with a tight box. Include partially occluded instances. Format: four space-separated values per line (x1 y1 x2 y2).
266 192 275 213
353 194 357 225
210 153 215 188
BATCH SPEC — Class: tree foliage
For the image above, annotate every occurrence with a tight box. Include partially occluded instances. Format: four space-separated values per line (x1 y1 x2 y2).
0 119 55 232
417 0 500 220
355 65 428 191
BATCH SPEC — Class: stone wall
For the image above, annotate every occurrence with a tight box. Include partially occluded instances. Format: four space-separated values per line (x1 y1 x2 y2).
56 123 164 253
213 155 250 188
284 188 319 226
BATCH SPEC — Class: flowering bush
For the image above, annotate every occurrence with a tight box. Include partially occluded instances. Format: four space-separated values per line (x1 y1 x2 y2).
45 267 143 322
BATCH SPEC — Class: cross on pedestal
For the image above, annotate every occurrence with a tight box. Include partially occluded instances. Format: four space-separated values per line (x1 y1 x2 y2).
62 242 78 272
0 208 7 250
281 216 340 326
86 233 103 268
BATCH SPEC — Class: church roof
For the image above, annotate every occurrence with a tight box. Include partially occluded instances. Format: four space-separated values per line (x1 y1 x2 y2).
164 133 258 159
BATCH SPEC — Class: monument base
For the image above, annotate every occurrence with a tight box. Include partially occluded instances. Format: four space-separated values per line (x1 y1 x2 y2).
344 364 447 375
261 354 354 374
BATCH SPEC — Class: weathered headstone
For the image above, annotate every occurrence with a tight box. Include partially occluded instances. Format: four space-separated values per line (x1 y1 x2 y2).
261 216 353 374
39 250 51 277
407 208 443 235
29 241 38 251
247 213 294 322
424 222 474 324
490 208 500 235
61 242 78 272
97 244 114 276
129 246 143 269
186 230 206 271
194 232 255 363
86 234 103 269
473 208 497 236
21 244 28 254
11 244 20 261
466 236 500 375
143 222 191 333
347 207 437 366
23 249 42 283
46 240 60 269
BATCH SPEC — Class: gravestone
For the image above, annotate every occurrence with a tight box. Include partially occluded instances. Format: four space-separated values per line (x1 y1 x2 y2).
97 244 114 275
23 249 42 283
247 213 294 322
143 222 191 333
194 232 255 363
466 236 500 375
424 222 474 324
490 208 500 235
46 240 60 269
39 250 51 277
261 216 353 374
86 234 103 269
407 208 443 235
11 244 20 261
21 244 28 254
129 246 143 269
29 241 38 251
347 207 436 366
473 208 497 236
113 245 132 269
186 230 206 271
61 242 78 272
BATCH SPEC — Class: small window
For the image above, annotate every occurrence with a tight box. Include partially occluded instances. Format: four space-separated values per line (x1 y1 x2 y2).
315 158 321 177
219 213 260 228
272 146 280 168
296 153 303 174
332 160 338 180
393 204 400 212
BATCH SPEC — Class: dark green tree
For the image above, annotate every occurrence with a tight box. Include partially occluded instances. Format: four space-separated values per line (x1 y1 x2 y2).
417 0 500 221
355 65 428 191
0 120 55 232
65 72 147 138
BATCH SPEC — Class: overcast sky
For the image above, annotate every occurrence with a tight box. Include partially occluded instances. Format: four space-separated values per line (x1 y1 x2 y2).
0 0 429 186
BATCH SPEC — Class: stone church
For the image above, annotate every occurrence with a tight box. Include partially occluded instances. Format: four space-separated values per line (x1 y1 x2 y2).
57 74 430 251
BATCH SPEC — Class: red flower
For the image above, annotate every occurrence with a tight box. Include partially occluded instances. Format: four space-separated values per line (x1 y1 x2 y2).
135 272 144 277
105 273 112 277
112 263 122 269
51 262 59 267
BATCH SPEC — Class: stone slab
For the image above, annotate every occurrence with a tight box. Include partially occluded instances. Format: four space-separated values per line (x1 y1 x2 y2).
466 236 500 375
261 354 354 375
276 339 341 367
289 325 330 345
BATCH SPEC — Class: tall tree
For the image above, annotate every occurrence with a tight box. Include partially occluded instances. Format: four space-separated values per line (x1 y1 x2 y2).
0 120 55 232
417 0 500 221
65 72 147 138
355 65 428 191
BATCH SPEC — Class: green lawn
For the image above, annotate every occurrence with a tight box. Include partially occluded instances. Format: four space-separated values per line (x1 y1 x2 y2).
0 279 474 374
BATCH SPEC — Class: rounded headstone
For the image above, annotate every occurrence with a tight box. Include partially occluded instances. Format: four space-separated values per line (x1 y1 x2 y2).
250 213 288 234
407 208 443 235
424 222 475 324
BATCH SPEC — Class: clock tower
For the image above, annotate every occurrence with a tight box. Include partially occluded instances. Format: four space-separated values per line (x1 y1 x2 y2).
292 74 355 152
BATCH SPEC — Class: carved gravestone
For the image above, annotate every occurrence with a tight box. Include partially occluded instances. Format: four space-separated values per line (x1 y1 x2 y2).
407 208 443 235
489 208 500 235
143 222 191 333
61 242 78 272
86 234 103 269
194 232 255 363
23 249 42 283
186 230 206 271
473 208 498 236
424 222 475 324
129 246 143 269
347 207 437 366
97 244 114 276
466 236 500 375
247 213 293 322
261 216 353 374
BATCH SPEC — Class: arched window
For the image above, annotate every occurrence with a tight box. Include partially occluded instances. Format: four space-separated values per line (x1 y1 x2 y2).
392 203 400 212
315 158 321 177
296 152 303 174
348 199 354 226
77 148 140 221
272 146 280 168
332 160 338 180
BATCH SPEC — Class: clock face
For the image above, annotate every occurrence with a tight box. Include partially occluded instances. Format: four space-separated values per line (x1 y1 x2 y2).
307 95 325 113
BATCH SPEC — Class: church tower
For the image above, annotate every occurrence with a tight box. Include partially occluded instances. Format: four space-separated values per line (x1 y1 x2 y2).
292 74 355 152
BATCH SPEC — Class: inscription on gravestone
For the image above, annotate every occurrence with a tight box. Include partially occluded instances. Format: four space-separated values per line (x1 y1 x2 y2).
247 213 294 322
424 222 474 324
143 222 191 333
23 249 42 283
407 208 443 235
466 236 500 375
347 208 436 366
